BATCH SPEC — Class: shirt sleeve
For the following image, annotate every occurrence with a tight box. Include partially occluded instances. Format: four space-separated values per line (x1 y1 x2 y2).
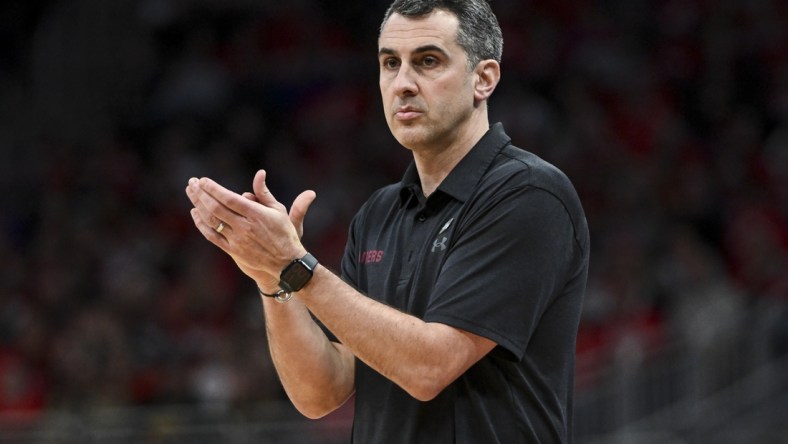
423 186 582 361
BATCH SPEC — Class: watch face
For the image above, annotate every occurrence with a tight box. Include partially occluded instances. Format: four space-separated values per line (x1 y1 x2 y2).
279 256 316 293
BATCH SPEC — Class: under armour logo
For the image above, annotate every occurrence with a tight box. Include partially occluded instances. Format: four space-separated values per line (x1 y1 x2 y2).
432 236 448 252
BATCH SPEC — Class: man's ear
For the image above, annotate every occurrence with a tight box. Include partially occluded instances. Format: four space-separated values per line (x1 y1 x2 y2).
473 59 501 103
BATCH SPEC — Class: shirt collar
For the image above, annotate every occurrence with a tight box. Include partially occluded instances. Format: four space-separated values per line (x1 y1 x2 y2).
398 123 511 206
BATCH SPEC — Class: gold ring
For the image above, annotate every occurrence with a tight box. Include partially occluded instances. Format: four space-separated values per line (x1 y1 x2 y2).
215 222 225 233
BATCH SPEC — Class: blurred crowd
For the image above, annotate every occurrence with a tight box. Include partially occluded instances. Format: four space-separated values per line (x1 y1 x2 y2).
0 0 786 419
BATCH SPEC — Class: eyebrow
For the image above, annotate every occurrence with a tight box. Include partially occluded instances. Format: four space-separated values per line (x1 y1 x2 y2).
378 44 449 59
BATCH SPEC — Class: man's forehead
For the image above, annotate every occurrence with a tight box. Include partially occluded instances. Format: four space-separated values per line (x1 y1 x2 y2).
378 10 460 51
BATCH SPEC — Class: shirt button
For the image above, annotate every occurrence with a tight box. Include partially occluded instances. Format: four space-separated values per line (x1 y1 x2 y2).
417 214 426 222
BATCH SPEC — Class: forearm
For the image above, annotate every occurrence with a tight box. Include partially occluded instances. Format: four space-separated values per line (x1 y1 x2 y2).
185 173 488 403
185 175 355 415
262 294 355 418
297 266 492 401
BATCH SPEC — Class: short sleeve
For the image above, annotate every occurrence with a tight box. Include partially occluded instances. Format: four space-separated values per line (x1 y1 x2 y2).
423 186 580 361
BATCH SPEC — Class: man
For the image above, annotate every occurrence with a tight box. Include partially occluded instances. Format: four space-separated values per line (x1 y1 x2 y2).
185 0 589 442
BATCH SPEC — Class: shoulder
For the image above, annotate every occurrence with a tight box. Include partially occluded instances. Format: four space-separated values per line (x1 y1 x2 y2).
492 145 574 192
479 145 590 254
472 144 579 211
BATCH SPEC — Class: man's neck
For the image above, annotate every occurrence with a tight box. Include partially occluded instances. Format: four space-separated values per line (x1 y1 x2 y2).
412 116 489 197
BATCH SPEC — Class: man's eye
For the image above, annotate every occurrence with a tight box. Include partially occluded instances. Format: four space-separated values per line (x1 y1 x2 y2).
421 56 438 67
383 58 399 69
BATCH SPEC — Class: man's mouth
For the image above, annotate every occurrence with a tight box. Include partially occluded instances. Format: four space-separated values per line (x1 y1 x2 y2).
394 106 423 121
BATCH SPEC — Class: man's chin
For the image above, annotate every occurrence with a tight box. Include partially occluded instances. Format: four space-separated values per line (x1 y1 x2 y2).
392 126 430 150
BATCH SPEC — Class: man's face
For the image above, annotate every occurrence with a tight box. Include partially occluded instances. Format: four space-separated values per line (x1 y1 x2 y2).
378 10 477 152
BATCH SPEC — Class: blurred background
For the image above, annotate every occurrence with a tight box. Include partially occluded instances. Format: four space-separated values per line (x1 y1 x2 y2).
0 0 786 442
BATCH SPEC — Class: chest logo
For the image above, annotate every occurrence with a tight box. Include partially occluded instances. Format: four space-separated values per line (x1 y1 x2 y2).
432 218 454 253
359 250 384 264
432 236 448 252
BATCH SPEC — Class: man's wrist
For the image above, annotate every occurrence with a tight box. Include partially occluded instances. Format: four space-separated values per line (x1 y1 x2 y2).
257 285 293 303
256 252 318 303
257 285 283 297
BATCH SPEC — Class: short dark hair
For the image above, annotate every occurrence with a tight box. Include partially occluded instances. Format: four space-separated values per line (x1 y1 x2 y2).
380 0 503 69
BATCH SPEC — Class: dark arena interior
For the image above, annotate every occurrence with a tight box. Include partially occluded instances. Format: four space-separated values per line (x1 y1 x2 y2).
0 0 786 442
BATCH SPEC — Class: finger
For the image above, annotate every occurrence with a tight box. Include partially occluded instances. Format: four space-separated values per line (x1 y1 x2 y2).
190 205 232 237
185 177 204 207
186 178 226 229
198 177 270 218
252 169 285 210
189 179 244 231
190 208 232 251
289 190 316 239
242 191 258 202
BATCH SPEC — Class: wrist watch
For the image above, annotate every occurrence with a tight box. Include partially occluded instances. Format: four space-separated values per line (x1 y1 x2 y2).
278 252 318 294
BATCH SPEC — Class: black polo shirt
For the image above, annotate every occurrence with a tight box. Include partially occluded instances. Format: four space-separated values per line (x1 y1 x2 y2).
338 123 589 443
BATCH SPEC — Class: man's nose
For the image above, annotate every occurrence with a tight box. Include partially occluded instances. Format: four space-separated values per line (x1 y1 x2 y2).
393 64 418 97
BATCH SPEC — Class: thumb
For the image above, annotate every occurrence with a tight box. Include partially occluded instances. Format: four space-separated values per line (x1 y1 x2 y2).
289 190 316 239
252 169 281 208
